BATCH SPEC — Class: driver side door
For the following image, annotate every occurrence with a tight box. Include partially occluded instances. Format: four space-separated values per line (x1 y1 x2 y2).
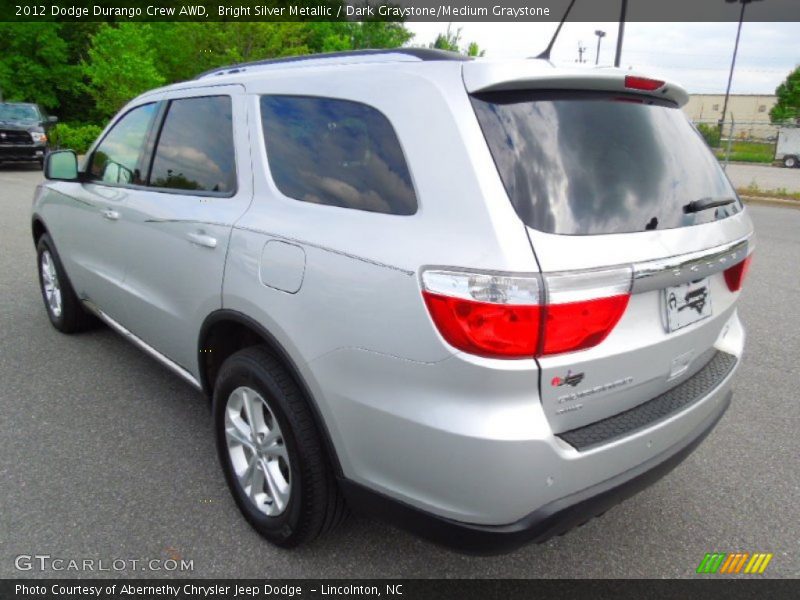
58 102 160 323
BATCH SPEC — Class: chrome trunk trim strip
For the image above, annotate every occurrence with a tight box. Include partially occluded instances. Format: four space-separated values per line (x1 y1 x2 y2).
632 236 752 294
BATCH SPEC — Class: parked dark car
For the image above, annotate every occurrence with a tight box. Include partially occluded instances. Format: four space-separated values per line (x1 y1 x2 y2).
0 102 57 168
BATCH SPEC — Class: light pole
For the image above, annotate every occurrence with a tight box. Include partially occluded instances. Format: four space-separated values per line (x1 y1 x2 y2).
594 30 606 65
614 0 628 67
719 0 763 138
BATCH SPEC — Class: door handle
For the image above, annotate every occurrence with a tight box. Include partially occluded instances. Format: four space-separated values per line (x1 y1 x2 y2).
186 232 218 249
102 209 120 221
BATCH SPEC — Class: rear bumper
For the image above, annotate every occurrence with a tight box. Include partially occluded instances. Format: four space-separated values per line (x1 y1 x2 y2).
342 388 731 554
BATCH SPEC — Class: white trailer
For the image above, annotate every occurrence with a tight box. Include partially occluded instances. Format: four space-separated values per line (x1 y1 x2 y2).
775 127 800 168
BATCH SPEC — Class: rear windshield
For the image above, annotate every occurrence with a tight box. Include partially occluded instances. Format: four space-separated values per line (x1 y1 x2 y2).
471 91 741 235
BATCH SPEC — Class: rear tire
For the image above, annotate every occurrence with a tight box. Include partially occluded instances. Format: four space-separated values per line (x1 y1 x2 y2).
784 155 798 168
36 233 96 333
213 346 347 547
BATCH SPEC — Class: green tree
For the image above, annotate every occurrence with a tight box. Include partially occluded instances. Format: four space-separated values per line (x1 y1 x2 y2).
83 24 165 119
0 23 76 109
770 66 800 124
429 25 485 56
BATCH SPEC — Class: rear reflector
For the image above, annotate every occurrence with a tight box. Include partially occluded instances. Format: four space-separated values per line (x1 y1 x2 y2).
624 75 665 91
724 254 753 292
421 267 632 359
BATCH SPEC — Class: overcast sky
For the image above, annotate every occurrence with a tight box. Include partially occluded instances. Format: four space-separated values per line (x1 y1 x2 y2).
406 22 800 95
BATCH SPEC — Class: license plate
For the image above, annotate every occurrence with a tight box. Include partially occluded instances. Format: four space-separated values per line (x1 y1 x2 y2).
665 278 712 332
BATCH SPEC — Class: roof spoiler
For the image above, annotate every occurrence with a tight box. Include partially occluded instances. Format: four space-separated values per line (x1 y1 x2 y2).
463 61 689 107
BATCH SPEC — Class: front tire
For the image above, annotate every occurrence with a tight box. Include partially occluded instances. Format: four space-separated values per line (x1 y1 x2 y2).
784 155 798 168
213 346 347 547
36 233 95 333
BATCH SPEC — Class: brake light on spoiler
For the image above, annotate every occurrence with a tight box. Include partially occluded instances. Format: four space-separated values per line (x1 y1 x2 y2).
421 267 632 359
624 75 665 91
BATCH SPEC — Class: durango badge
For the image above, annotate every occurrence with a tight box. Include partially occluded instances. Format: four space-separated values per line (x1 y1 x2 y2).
551 370 585 387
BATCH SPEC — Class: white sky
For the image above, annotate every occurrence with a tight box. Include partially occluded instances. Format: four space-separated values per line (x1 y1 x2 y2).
406 22 800 94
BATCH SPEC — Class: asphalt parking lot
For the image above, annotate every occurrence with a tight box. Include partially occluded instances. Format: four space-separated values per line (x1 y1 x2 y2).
724 162 800 193
1 164 798 578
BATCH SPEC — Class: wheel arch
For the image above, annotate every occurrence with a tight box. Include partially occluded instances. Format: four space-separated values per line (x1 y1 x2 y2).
198 309 343 476
32 214 48 245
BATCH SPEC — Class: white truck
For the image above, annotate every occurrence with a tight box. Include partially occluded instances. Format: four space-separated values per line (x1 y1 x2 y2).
775 127 800 168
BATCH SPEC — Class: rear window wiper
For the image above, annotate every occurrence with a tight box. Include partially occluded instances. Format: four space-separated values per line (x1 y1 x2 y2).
683 196 737 214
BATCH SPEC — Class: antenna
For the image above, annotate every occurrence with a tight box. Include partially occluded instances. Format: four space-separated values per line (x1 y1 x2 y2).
537 0 579 60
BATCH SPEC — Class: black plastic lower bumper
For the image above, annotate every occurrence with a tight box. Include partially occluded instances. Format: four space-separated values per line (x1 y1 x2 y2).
340 390 731 555
0 145 45 161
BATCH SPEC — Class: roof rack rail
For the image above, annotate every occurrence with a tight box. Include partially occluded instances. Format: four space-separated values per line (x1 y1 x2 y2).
194 48 470 80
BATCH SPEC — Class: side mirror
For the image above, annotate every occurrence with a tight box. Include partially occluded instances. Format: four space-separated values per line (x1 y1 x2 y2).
46 115 58 124
44 150 79 181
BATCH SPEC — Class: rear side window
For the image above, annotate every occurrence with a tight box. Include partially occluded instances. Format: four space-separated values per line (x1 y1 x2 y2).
90 103 157 185
471 91 741 235
260 95 417 215
149 96 236 194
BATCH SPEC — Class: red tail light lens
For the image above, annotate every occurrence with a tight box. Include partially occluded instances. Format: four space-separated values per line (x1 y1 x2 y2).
421 267 632 359
542 295 630 355
422 293 541 358
624 75 665 91
724 254 753 292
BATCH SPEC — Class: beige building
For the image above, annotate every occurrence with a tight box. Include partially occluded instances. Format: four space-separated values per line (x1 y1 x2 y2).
683 94 778 140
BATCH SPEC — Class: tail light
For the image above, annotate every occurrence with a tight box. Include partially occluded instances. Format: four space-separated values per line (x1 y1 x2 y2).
724 254 753 292
421 267 632 359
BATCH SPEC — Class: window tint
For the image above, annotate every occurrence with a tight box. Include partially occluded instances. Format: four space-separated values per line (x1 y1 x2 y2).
90 103 157 185
471 91 741 235
149 96 236 193
260 95 417 215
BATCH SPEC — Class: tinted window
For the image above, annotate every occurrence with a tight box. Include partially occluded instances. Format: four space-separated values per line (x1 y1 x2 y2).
260 96 417 215
149 96 236 193
90 103 157 185
471 91 741 235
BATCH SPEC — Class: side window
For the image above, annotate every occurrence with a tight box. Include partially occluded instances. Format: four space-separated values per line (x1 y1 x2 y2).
260 95 417 216
89 103 157 185
149 96 236 194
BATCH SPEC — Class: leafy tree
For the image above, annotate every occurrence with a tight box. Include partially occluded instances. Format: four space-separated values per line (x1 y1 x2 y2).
696 122 721 148
83 24 166 119
770 66 800 124
0 23 76 110
430 24 485 56
0 21 414 123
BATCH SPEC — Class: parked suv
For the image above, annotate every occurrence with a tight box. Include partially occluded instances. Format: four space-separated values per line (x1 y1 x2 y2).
0 102 56 167
32 49 753 553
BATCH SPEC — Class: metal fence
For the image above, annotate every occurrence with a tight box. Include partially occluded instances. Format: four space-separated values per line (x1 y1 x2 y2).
691 117 782 169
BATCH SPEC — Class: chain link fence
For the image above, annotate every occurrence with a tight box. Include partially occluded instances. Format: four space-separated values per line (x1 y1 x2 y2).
692 117 781 169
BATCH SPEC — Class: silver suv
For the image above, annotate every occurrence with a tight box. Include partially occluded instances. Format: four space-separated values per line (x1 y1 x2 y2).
32 49 754 553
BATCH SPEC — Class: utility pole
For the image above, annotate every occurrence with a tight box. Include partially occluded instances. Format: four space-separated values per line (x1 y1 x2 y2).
594 30 606 65
614 0 628 67
576 42 587 63
719 0 763 138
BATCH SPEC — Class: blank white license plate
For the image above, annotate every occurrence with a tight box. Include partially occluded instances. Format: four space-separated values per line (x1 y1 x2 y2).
665 278 712 332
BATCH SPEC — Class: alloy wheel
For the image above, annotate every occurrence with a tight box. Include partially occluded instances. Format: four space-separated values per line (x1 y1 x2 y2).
224 386 292 516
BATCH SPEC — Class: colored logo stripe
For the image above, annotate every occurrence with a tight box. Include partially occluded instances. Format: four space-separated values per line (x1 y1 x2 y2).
697 552 773 574
744 553 773 574
697 553 726 573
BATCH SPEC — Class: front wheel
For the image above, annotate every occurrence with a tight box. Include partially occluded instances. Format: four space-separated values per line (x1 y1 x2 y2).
784 155 798 168
36 233 95 333
213 346 347 547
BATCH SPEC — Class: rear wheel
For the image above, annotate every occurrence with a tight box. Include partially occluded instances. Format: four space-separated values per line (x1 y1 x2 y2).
36 234 95 333
784 155 798 168
213 346 347 547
